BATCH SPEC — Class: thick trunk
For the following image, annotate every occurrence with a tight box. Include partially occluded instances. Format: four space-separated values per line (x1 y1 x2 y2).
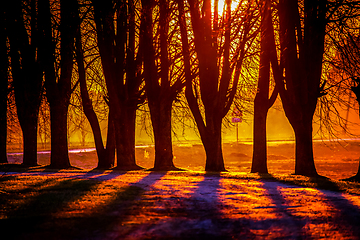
21 113 38 166
0 9 7 164
204 119 225 172
151 102 175 171
49 102 71 169
293 118 318 177
355 163 360 179
13 80 42 167
100 108 115 168
114 107 141 170
251 0 272 174
251 99 268 173
0 93 6 163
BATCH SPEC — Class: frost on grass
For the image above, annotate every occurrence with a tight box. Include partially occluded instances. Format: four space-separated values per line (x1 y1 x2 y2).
0 171 360 239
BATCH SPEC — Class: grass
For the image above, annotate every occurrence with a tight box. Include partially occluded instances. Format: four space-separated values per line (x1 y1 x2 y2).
0 169 359 239
0 172 146 239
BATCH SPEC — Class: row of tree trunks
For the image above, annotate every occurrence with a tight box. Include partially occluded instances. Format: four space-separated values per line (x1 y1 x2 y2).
0 6 8 164
6 0 43 167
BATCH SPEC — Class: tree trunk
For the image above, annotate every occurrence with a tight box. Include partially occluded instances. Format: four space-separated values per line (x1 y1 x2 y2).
21 113 39 166
98 107 115 169
0 8 8 164
293 117 318 176
251 100 268 173
49 102 71 169
94 107 116 169
150 102 175 170
114 107 141 170
251 0 275 174
204 118 225 172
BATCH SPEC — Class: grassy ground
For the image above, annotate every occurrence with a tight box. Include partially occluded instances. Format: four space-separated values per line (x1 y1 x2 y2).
1 168 360 239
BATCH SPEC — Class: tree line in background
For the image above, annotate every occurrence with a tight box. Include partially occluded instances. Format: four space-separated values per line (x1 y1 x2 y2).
1 0 360 179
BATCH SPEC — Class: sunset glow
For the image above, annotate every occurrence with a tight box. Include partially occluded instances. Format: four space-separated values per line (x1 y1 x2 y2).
2 0 360 239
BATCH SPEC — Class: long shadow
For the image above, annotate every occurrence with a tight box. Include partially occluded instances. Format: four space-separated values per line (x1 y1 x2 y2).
67 171 168 239
258 180 310 238
297 175 360 236
174 172 252 239
258 175 360 238
8 171 168 239
317 188 360 237
0 171 126 239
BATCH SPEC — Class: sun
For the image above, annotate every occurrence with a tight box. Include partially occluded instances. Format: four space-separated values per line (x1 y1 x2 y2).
216 0 239 15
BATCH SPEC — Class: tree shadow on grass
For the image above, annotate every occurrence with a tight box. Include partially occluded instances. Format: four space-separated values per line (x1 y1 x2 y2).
258 174 360 238
319 190 360 237
0 171 127 239
66 171 168 239
0 171 167 239
258 180 310 238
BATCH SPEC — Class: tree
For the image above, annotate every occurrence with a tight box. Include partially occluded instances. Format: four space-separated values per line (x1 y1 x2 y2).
251 0 278 174
331 16 360 180
265 0 328 177
74 0 115 169
140 0 184 170
38 0 77 169
92 0 145 170
177 0 259 171
0 5 8 164
6 0 43 166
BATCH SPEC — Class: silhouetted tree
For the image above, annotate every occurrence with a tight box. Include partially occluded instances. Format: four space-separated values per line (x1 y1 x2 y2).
266 0 328 177
140 0 184 170
92 0 145 170
251 0 278 174
272 0 360 177
334 31 360 181
178 0 259 171
6 0 43 166
0 6 8 164
38 0 77 169
350 77 360 181
74 0 115 169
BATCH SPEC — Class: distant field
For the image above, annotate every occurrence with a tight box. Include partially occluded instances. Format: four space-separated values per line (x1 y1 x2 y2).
7 140 360 180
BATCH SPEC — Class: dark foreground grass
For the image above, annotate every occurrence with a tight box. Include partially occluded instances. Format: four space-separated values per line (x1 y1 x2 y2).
0 168 359 239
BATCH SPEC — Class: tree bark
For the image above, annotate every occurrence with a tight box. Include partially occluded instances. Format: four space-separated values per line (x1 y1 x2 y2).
151 102 175 170
49 101 71 168
203 118 225 171
21 114 39 166
293 118 317 176
100 108 115 169
114 106 141 170
0 6 8 164
251 98 269 173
